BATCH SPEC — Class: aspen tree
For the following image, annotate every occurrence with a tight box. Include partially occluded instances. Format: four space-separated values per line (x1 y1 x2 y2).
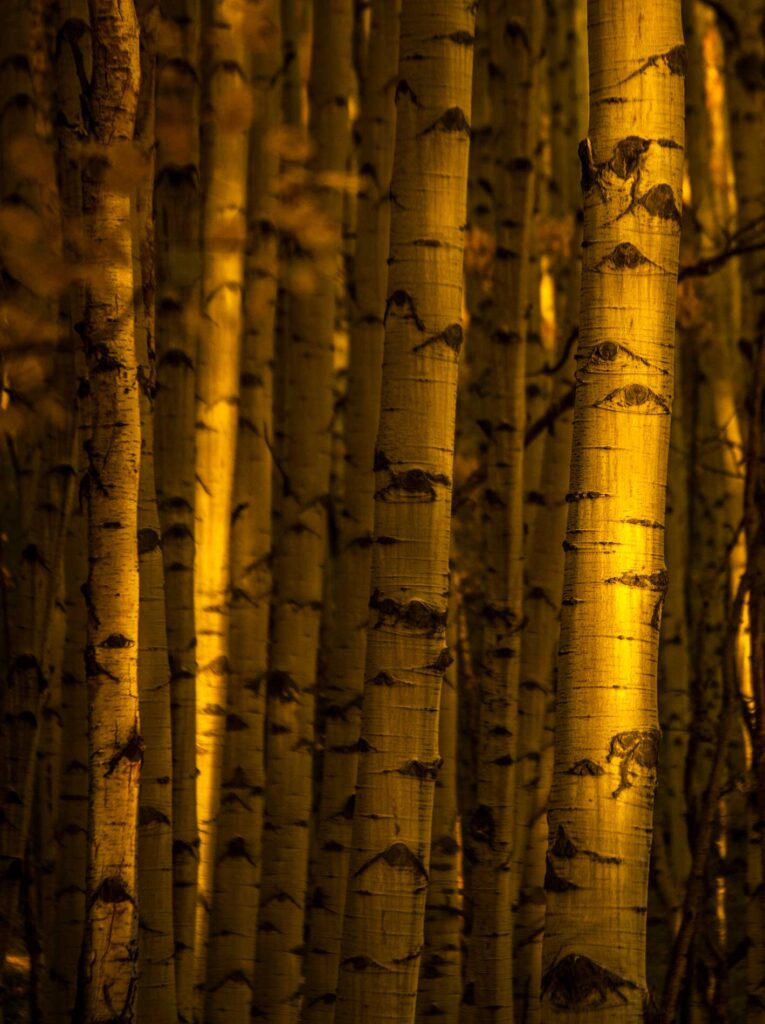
132 14 178 1019
73 1 142 1019
334 3 475 1021
464 3 541 1019
0 2 70 966
254 3 353 1021
415 591 462 1024
724 0 765 1012
204 6 281 1019
48 3 91 1013
541 1 684 1020
302 2 399 1018
153 2 202 1014
193 0 251 999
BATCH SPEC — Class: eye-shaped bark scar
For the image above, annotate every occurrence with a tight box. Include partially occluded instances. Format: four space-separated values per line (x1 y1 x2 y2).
542 951 639 1009
374 468 451 502
593 384 670 414
419 106 471 137
576 340 665 382
352 841 429 882
594 242 664 274
606 729 660 798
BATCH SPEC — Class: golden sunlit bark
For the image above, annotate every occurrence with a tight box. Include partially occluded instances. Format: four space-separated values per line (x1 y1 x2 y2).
73 2 142 1019
302 3 399 1019
541 2 685 1020
204 7 281 1019
464 4 541 1020
255 3 353 1020
153 2 202 1016
334 3 475 1021
193 0 251 1001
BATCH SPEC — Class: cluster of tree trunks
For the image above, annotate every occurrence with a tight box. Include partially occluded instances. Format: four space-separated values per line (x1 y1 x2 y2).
0 0 763 1022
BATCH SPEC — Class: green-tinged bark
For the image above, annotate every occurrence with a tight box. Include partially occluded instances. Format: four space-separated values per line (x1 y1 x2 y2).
193 0 251 1001
255 2 353 1019
73 3 142 1019
204 7 281 1019
302 3 399 1019
334 3 475 1021
540 2 684 1021
153 2 202 1015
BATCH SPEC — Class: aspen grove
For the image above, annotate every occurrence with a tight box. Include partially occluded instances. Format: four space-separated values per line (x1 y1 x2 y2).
2 1 765 1022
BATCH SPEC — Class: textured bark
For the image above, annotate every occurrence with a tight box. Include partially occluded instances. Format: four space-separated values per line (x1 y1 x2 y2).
302 3 399 1019
540 2 684 1021
415 595 462 1024
134 16 177 1019
254 3 353 1021
153 2 202 1016
193 0 251 1002
204 7 281 1020
334 3 475 1021
74 2 142 1019
465 3 542 1020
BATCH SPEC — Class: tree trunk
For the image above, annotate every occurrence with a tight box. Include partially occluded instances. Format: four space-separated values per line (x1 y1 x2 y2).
540 1 685 1021
193 0 251 1002
74 2 142 1019
302 2 399 1019
153 1 202 1016
204 6 281 1019
254 1 353 1020
334 3 475 1021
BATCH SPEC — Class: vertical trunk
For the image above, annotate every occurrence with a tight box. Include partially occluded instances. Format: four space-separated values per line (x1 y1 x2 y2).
465 3 541 1020
74 2 142 1019
254 2 353 1021
541 2 684 1022
204 6 281 1019
415 589 462 1024
193 0 251 1000
302 2 399 1019
334 3 475 1021
133 15 178 1021
153 2 202 1016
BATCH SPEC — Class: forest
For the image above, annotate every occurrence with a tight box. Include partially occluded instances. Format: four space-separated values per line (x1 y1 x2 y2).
0 0 763 1021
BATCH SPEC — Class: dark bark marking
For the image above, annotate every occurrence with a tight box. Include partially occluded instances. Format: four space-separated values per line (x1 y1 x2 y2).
625 44 687 82
93 875 134 906
610 136 651 179
412 322 463 354
597 242 652 271
606 728 660 798
550 825 578 858
605 568 668 591
105 729 144 776
374 468 451 502
467 804 496 848
639 183 681 222
138 806 171 827
353 842 429 881
397 758 442 780
595 385 670 414
429 647 453 672
542 953 638 1009
395 79 420 106
420 106 471 136
565 759 604 777
266 669 299 703
369 589 447 635
218 836 256 865
100 632 134 648
137 527 161 554
566 491 610 502
545 855 579 892
384 289 426 331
